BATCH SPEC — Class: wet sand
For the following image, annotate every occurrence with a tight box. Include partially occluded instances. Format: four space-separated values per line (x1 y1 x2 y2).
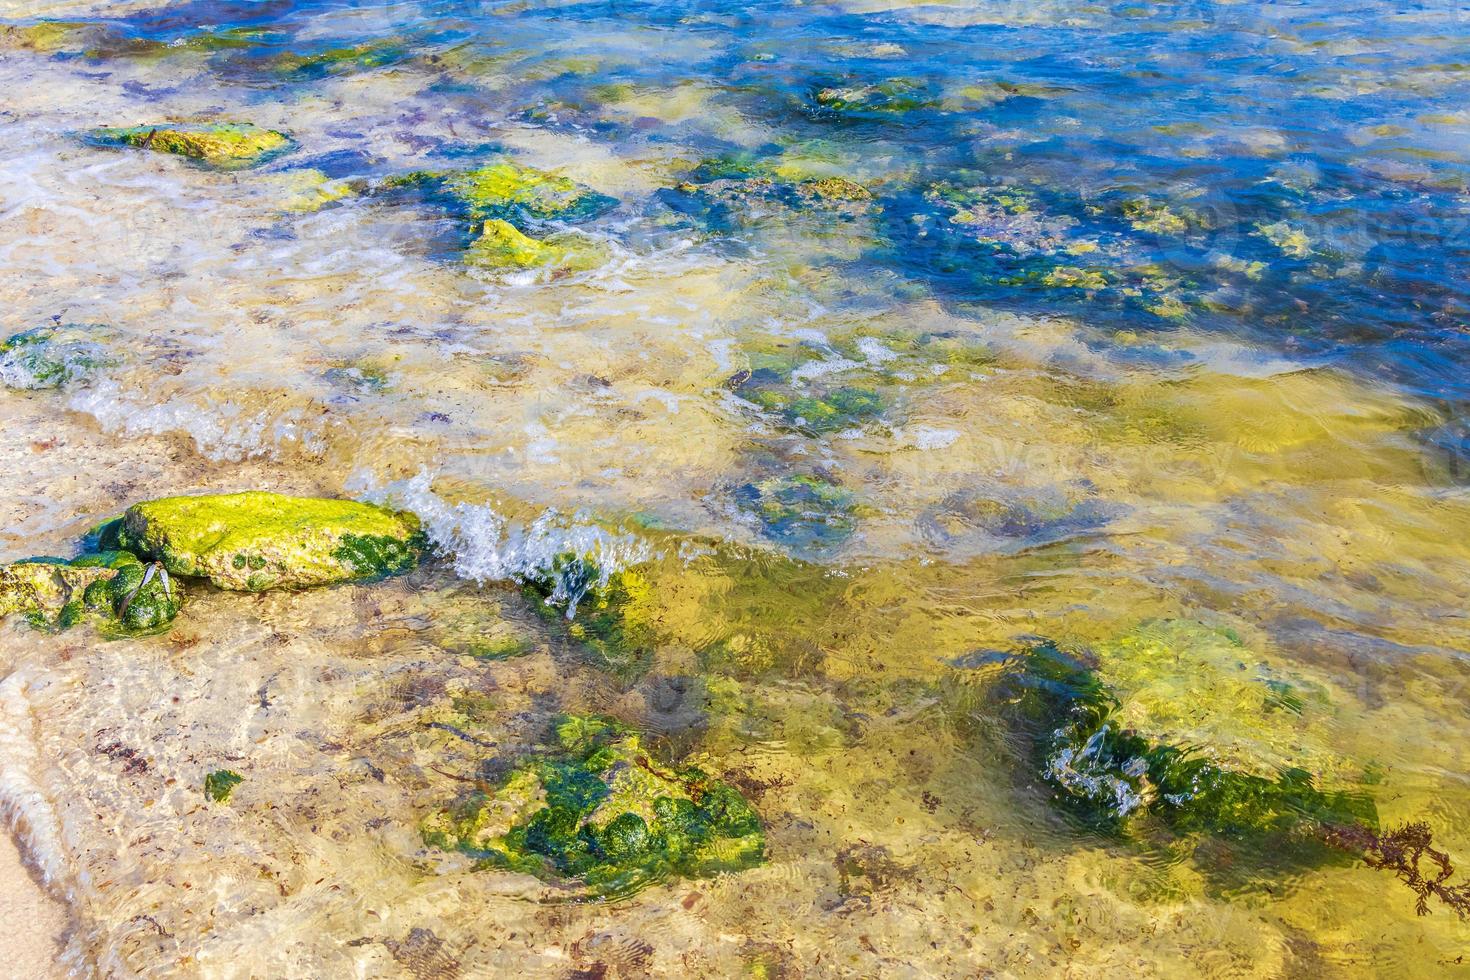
0 825 66 978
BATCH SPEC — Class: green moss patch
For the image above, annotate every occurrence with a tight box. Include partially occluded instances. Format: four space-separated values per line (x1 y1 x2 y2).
377 162 617 227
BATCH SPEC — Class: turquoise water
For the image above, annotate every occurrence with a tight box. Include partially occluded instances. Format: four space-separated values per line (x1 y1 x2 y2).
3 0 1470 975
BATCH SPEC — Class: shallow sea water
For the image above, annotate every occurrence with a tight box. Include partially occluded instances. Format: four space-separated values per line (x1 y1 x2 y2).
2 0 1470 976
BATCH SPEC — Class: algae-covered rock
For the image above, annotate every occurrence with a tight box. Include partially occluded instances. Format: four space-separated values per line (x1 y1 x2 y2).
108 492 425 591
730 368 885 435
0 323 111 389
0 560 113 630
806 77 938 117
464 219 607 272
917 484 1113 556
378 162 617 227
87 123 294 170
75 550 182 634
263 40 408 80
0 551 180 635
422 715 765 896
732 472 857 553
995 629 1375 841
521 553 655 676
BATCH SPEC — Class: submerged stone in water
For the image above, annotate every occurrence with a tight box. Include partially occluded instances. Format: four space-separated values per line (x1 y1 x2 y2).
422 715 765 896
108 491 425 591
806 77 938 117
0 323 110 389
734 374 885 435
732 472 858 552
378 162 617 227
87 123 294 170
521 553 655 677
995 628 1375 842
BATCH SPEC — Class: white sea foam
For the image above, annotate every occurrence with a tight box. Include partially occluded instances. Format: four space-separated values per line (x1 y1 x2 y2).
67 381 329 462
353 468 653 616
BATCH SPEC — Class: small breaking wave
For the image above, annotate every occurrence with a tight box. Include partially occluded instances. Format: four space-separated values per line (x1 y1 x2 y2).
68 381 331 462
353 467 652 616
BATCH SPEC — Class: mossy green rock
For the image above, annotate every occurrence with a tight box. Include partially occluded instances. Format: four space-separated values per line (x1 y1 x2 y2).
0 560 113 629
422 715 765 896
997 635 1375 841
0 551 180 635
75 551 182 634
88 123 293 170
464 219 606 272
110 492 425 591
733 473 857 552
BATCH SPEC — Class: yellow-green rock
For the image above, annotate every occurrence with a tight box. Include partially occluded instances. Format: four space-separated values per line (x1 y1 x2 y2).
465 220 606 272
88 123 293 170
111 492 425 591
0 561 112 626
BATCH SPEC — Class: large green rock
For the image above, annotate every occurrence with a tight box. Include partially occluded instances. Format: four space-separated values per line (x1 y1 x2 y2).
422 715 765 897
108 492 425 591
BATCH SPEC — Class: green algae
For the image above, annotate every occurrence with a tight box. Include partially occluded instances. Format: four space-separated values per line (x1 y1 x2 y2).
205 769 243 803
266 169 358 213
263 40 408 80
422 715 764 897
0 323 111 390
87 123 294 170
109 491 425 591
77 551 182 635
0 560 113 631
733 376 885 435
521 554 655 677
807 77 938 116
